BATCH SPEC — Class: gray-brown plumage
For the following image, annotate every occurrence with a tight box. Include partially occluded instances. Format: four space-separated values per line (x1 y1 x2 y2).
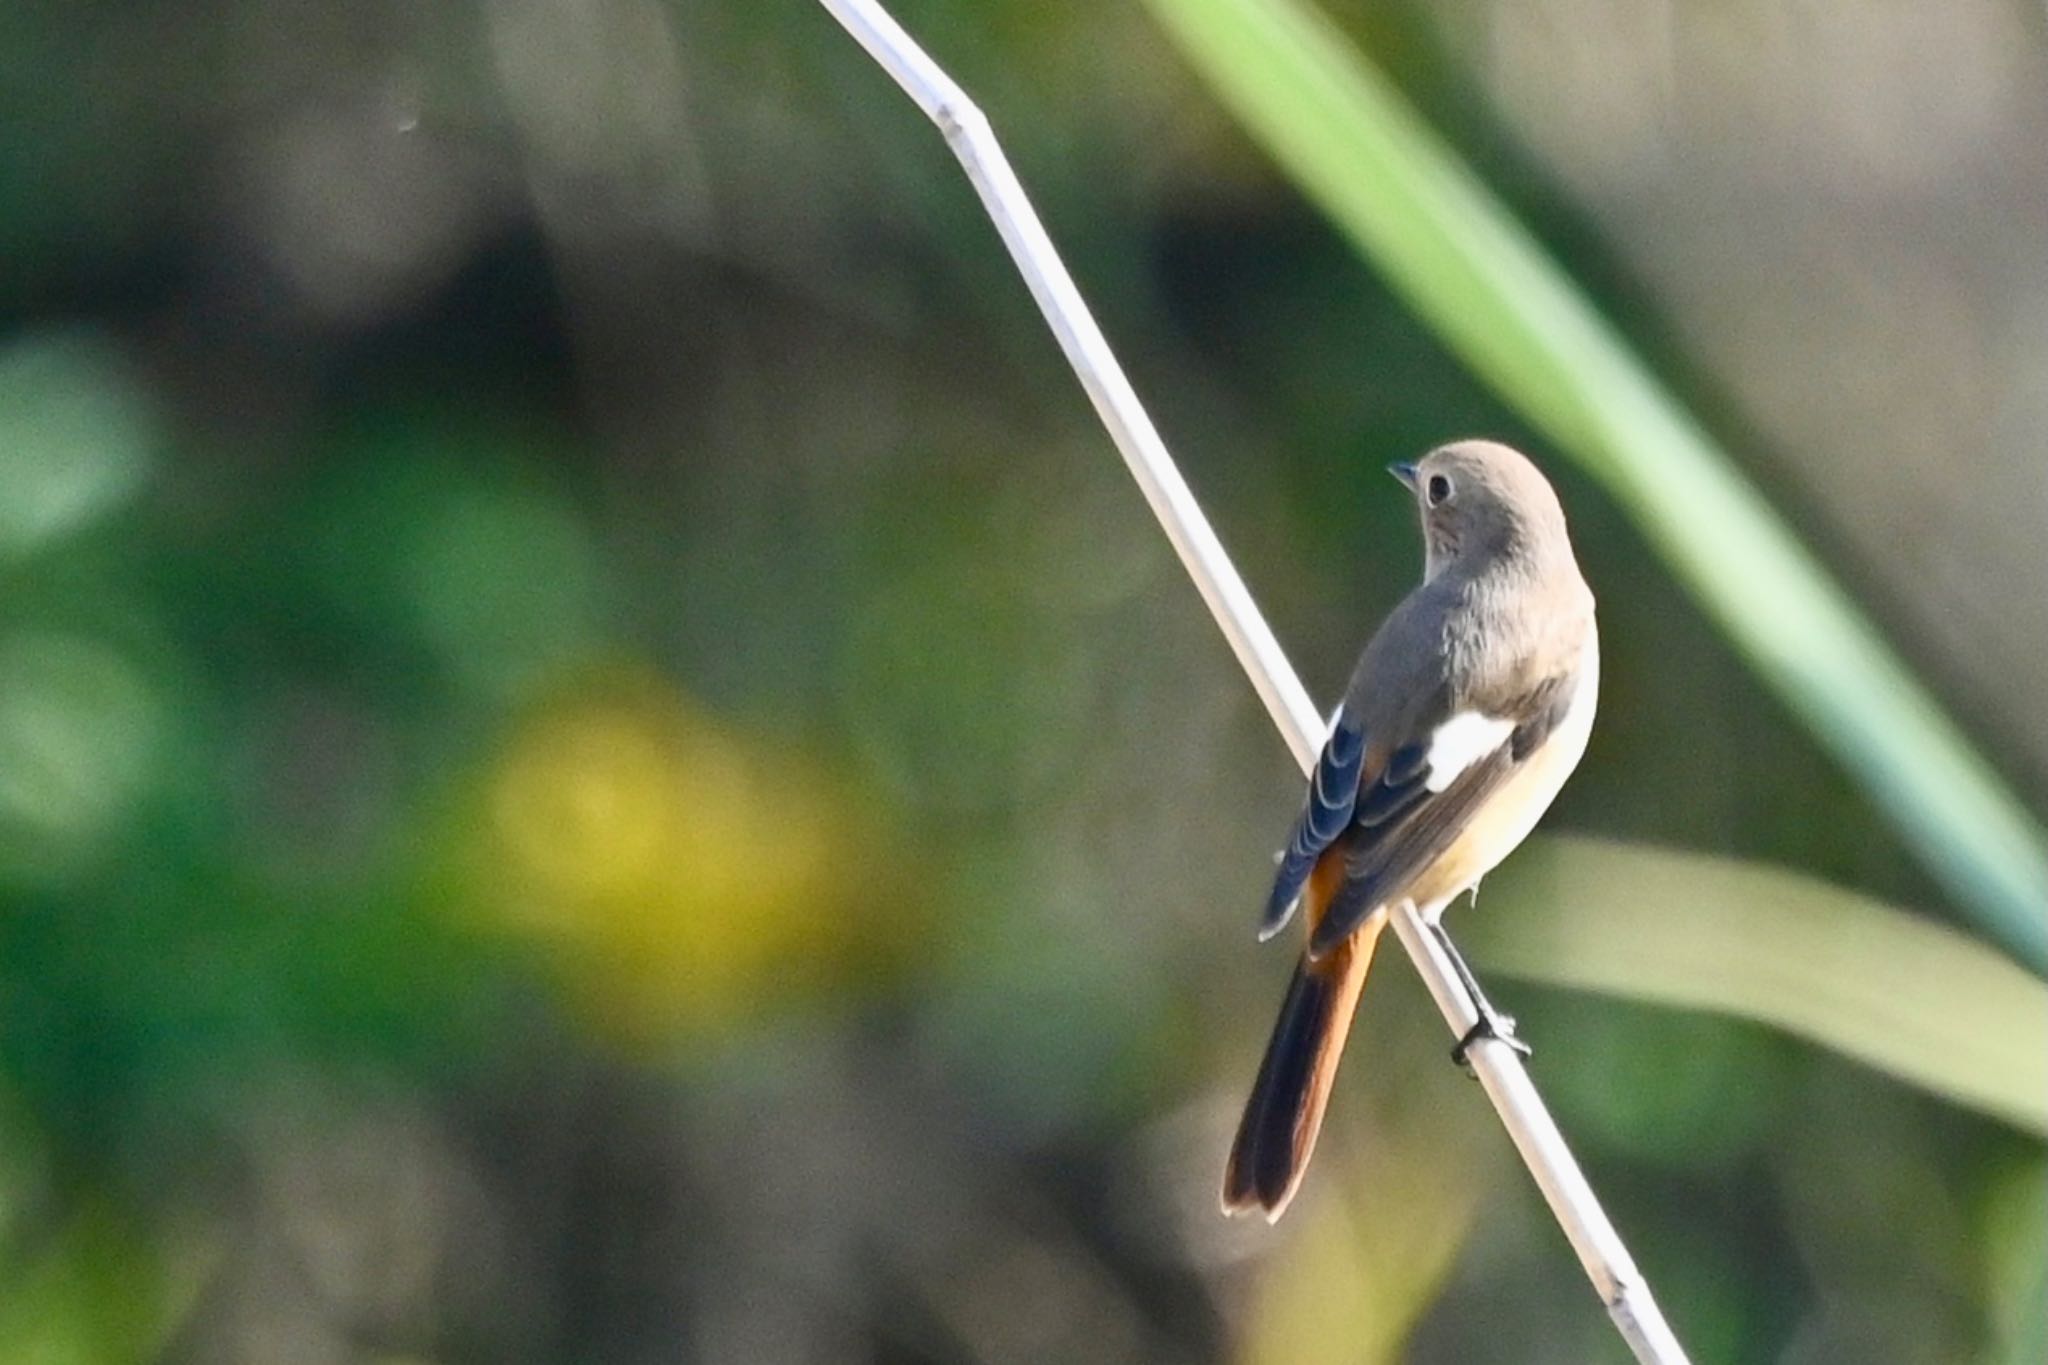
1223 439 1598 1221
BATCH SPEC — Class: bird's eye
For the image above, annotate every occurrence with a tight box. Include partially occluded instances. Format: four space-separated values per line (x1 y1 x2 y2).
1426 473 1454 506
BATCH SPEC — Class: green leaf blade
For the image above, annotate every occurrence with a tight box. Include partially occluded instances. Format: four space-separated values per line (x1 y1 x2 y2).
1474 837 2048 1138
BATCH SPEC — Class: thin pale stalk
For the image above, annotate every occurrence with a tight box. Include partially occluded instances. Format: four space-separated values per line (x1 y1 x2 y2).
813 1 1689 1360
1387 902 1688 1362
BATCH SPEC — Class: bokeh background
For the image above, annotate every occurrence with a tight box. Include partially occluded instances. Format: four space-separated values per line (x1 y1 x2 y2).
2 0 2044 1360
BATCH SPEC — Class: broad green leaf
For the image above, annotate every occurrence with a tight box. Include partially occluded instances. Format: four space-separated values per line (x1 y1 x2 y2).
1143 0 2048 972
1469 837 2048 1138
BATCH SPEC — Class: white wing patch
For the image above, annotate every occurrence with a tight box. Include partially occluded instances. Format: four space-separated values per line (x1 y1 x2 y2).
1422 711 1515 792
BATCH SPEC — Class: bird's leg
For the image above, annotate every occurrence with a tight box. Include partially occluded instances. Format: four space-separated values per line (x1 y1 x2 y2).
1429 918 1531 1069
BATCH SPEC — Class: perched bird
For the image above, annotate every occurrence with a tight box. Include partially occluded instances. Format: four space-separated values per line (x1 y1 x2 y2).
1221 439 1599 1221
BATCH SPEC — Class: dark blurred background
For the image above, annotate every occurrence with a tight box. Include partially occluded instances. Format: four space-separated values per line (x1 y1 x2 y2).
1 0 2044 1360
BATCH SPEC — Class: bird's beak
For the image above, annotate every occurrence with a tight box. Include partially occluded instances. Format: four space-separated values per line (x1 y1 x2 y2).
1387 461 1419 493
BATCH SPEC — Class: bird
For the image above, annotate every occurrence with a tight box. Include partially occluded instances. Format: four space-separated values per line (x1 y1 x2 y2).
1221 439 1599 1222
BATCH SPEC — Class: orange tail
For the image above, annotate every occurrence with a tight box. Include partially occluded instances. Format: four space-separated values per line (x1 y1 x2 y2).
1222 900 1386 1221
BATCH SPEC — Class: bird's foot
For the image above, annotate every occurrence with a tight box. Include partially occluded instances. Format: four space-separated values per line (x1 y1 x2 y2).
1451 1006 1532 1070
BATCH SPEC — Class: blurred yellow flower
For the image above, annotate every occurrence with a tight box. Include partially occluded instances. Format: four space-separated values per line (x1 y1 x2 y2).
473 672 889 1044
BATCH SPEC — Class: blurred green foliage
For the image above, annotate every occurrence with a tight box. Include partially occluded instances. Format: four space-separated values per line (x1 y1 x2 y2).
0 0 2041 1361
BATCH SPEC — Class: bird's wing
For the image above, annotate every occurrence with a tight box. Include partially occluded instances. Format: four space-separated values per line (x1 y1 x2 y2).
1306 668 1580 957
1256 707 1367 939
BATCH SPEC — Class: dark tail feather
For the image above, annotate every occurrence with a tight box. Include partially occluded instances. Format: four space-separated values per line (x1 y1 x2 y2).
1221 914 1383 1221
